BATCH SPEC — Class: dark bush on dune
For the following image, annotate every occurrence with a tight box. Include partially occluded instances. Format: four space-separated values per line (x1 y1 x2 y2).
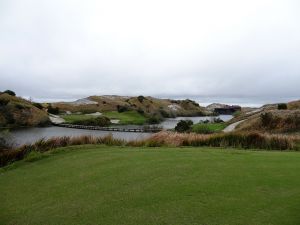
137 95 146 103
147 116 161 124
3 90 16 96
117 105 129 113
175 120 193 132
47 105 60 114
278 103 288 110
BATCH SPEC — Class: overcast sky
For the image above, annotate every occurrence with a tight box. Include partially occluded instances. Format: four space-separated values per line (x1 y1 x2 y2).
0 0 299 105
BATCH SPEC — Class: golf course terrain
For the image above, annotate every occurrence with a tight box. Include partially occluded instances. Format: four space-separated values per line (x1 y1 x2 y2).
1 145 300 225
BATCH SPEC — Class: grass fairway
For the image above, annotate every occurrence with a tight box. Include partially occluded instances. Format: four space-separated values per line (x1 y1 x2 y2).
1 146 300 225
103 111 147 125
192 123 227 133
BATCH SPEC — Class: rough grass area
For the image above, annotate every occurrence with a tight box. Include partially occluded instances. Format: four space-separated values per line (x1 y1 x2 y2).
103 111 147 125
236 110 300 133
1 145 300 225
192 123 226 134
0 93 50 127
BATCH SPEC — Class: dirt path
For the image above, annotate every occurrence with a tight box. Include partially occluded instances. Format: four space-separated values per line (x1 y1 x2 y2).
48 114 65 124
223 120 246 133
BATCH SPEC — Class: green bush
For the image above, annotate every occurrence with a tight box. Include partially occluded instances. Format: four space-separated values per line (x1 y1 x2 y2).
137 95 146 103
47 105 59 114
278 103 287 110
0 98 9 106
147 116 161 124
117 105 129 113
159 109 170 118
3 90 16 96
175 120 193 133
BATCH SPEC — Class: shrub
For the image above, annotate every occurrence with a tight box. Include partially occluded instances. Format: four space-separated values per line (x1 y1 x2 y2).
278 103 287 110
159 109 170 118
0 98 9 106
117 105 129 113
32 102 43 109
147 115 161 124
137 95 145 103
175 120 193 132
47 105 60 114
3 90 16 96
213 117 224 123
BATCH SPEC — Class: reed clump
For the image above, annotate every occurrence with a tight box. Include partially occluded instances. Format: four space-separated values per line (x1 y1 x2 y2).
0 131 299 167
147 131 298 150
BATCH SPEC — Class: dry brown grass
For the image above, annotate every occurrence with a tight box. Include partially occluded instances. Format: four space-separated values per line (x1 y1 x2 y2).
237 110 300 133
146 131 299 150
1 131 299 167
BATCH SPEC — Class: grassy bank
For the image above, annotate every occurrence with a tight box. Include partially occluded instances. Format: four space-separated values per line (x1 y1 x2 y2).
192 123 226 134
102 111 147 125
61 111 147 125
1 145 300 225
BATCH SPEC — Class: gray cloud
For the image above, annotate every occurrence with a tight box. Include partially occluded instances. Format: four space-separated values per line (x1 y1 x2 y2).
0 0 300 104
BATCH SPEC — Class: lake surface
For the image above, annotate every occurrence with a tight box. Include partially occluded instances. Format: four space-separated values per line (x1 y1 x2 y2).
3 127 152 147
2 115 232 146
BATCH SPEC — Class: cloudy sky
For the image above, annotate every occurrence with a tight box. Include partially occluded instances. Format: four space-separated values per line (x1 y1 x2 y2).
0 0 299 105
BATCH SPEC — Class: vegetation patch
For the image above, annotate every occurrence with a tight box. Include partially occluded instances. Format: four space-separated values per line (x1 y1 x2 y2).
192 123 226 134
0 93 50 128
1 146 300 225
103 111 147 125
1 131 299 167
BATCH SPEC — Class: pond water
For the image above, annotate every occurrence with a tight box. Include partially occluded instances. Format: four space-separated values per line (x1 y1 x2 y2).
2 115 233 146
3 127 151 147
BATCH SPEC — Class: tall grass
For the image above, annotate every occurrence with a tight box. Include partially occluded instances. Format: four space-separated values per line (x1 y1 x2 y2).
0 135 125 167
147 131 298 150
1 131 299 167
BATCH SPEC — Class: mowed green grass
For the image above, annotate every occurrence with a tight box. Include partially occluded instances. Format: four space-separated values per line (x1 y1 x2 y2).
1 146 300 225
192 123 227 133
103 111 147 125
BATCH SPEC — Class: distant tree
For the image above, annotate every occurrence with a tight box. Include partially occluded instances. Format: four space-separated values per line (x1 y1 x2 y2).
3 90 16 96
47 105 59 115
175 120 193 133
117 105 129 113
278 103 287 110
147 116 160 124
137 96 145 103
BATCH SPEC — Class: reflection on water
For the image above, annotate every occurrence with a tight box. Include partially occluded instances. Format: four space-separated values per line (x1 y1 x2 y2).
160 115 233 129
3 115 233 146
5 127 152 146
